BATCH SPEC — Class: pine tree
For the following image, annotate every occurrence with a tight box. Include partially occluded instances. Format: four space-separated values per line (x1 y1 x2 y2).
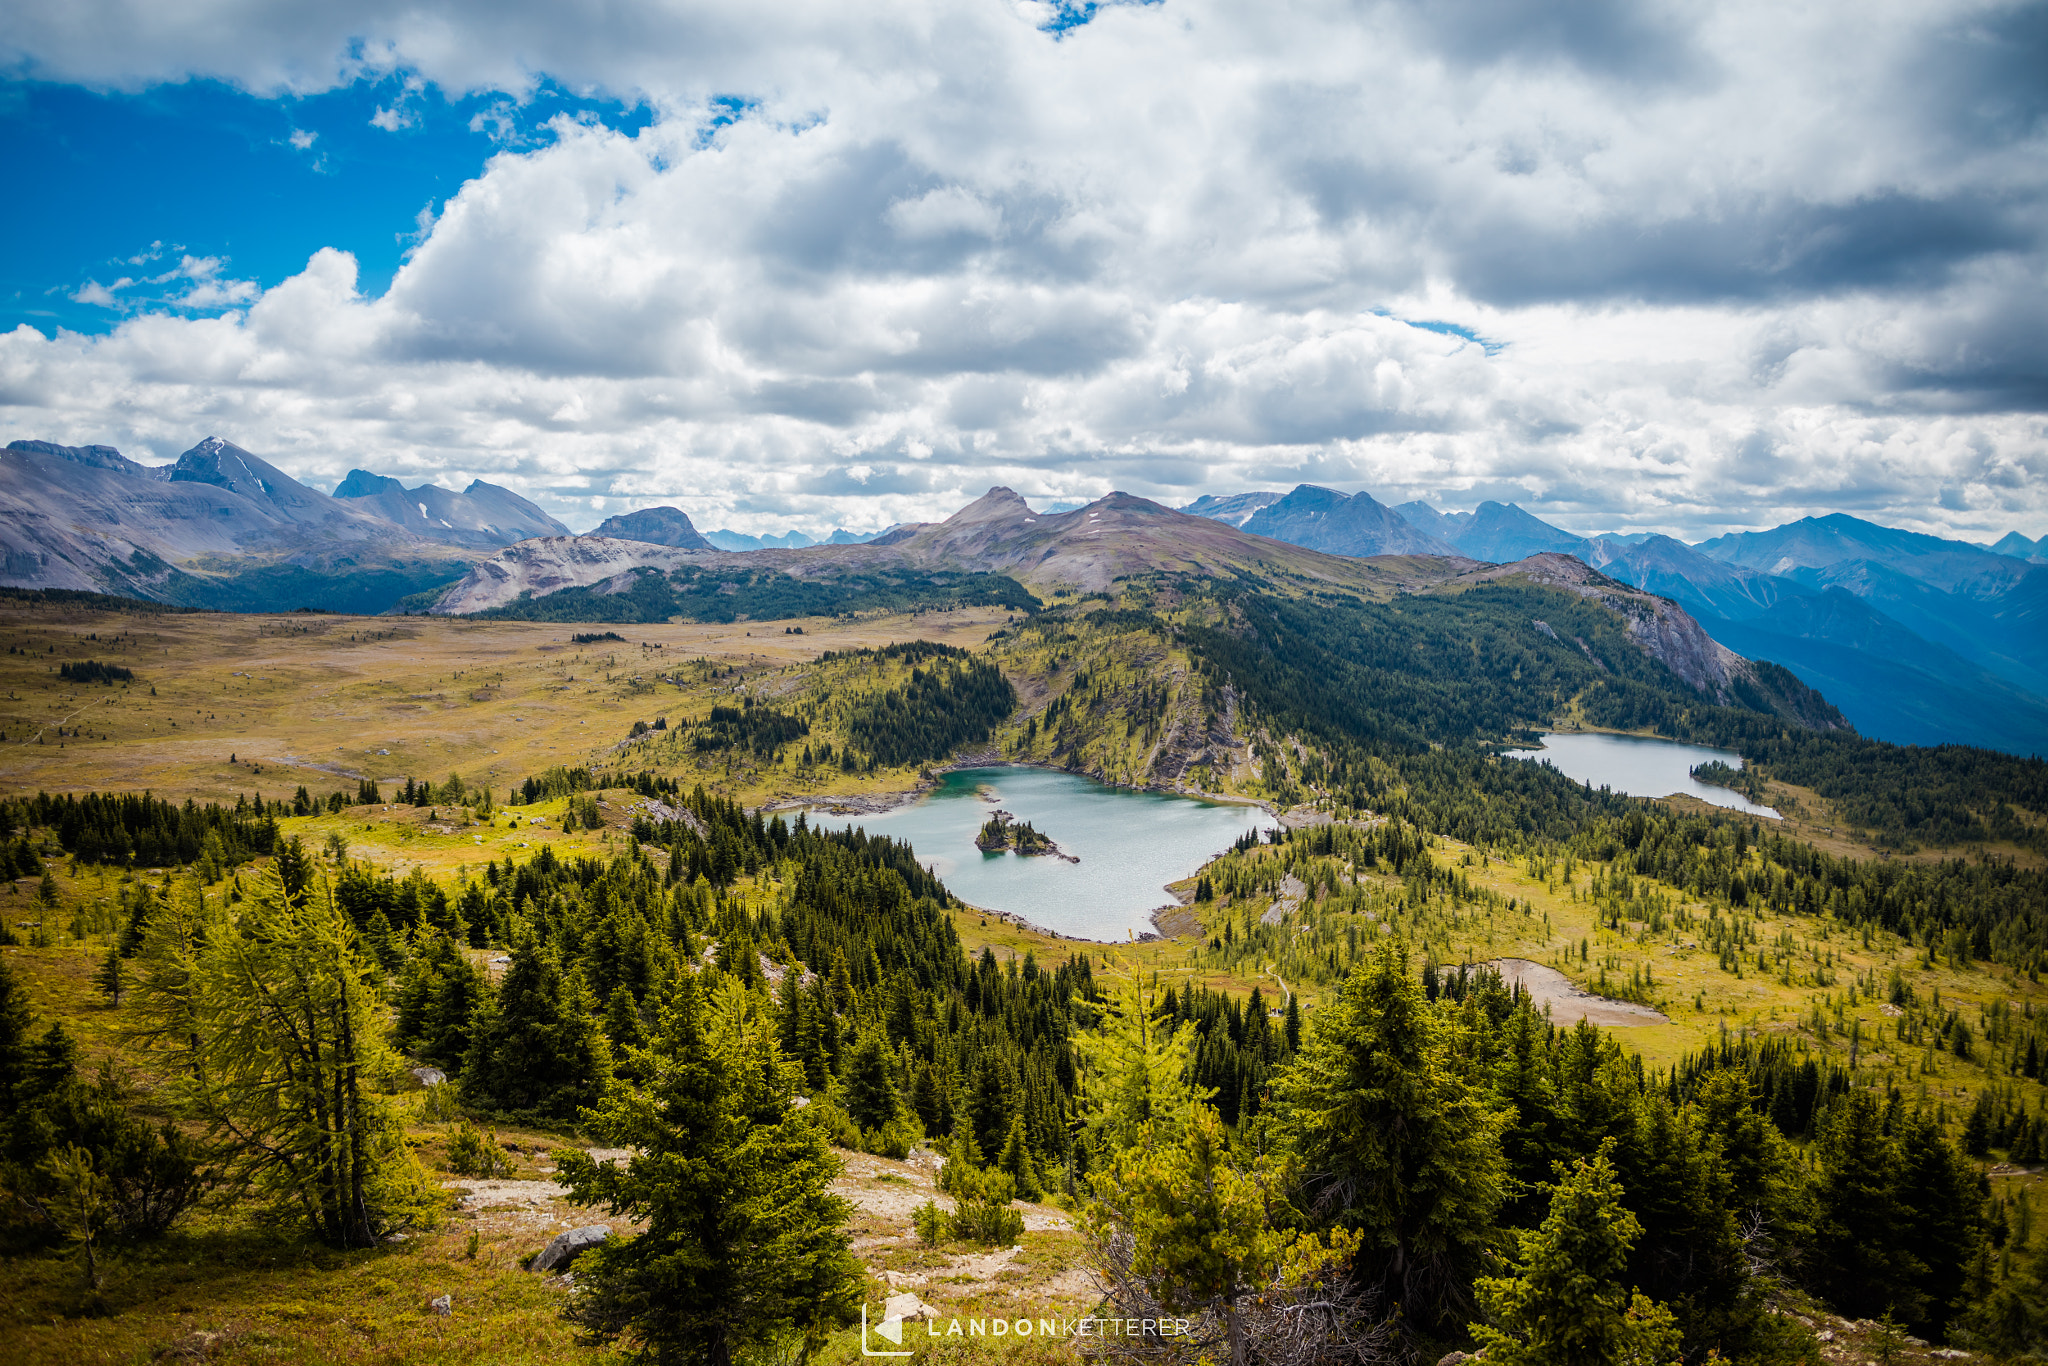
1808 1091 1927 1323
1472 1147 1683 1366
395 931 488 1070
560 976 862 1366
93 947 126 1007
272 835 314 901
1895 1106 1988 1338
1269 944 1506 1334
0 954 35 1097
1492 1002 1562 1222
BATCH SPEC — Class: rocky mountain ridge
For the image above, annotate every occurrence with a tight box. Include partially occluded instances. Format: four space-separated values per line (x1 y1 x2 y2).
333 468 569 546
1189 486 2047 755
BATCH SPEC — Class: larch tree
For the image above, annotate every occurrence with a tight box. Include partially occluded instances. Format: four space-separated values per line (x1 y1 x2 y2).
1086 1102 1386 1366
126 865 435 1248
1078 966 1208 1159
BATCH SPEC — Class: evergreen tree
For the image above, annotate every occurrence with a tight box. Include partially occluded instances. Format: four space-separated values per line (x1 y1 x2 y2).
1808 1091 1927 1323
93 946 126 1007
1895 1106 1988 1338
272 835 314 901
395 930 489 1071
0 954 34 1097
560 977 862 1366
461 941 613 1121
1269 945 1506 1334
997 1115 1043 1202
843 1033 899 1133
1472 1147 1683 1366
1491 1003 1563 1222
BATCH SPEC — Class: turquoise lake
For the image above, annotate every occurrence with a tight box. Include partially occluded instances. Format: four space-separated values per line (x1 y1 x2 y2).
1504 731 1781 819
808 766 1273 941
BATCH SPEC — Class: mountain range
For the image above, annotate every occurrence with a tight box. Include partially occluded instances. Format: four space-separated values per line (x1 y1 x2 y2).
1179 484 2048 756
331 468 568 547
5 433 2041 755
700 527 882 550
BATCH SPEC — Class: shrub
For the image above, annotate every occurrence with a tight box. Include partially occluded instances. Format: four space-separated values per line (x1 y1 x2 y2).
912 1200 946 1246
446 1122 512 1178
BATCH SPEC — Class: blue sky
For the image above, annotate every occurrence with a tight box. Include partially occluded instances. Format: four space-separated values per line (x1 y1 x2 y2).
2 77 648 334
0 0 2042 539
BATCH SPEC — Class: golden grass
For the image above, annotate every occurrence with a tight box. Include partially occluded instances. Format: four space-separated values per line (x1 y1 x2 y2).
0 603 1016 812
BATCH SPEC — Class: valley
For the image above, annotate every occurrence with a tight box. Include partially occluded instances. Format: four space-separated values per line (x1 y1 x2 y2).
4 484 2048 1366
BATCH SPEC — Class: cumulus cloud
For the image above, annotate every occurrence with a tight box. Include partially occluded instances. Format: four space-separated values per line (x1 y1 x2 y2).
1 0 2044 539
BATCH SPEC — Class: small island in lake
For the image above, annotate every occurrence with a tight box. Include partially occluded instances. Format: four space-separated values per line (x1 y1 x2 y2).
975 810 1077 861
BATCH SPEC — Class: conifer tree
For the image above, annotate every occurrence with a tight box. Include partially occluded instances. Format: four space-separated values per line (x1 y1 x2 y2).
395 930 488 1070
560 976 861 1366
0 954 35 1097
127 866 434 1247
1269 945 1505 1334
1492 1003 1563 1221
1809 1091 1927 1323
93 946 126 1007
843 1033 899 1133
460 940 613 1121
1087 1101 1379 1366
997 1115 1043 1202
1079 967 1207 1157
1895 1106 1988 1337
1472 1147 1682 1366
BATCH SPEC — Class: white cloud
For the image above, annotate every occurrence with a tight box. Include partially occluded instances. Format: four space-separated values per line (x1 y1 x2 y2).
70 280 124 307
1 0 2044 539
368 104 414 131
288 128 317 149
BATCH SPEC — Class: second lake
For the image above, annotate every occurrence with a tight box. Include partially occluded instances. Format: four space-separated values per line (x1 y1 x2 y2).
805 766 1273 941
1504 731 1781 818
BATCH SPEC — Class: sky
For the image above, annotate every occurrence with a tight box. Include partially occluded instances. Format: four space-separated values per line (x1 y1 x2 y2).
1 0 2044 540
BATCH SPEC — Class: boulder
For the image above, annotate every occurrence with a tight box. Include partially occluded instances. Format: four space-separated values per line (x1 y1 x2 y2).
532 1224 611 1273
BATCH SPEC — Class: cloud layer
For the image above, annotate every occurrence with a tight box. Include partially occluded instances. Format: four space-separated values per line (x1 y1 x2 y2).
3 0 2044 538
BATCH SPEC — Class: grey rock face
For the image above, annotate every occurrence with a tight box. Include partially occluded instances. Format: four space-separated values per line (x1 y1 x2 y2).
532 1224 611 1273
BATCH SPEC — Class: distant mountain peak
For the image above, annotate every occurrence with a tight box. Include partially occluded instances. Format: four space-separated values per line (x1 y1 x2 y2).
947 486 1035 524
331 463 570 546
587 506 712 551
1180 492 1281 528
334 469 405 498
1240 484 1460 557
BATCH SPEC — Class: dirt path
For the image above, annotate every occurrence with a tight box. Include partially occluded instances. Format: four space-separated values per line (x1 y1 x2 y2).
1484 958 1669 1027
18 690 118 747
